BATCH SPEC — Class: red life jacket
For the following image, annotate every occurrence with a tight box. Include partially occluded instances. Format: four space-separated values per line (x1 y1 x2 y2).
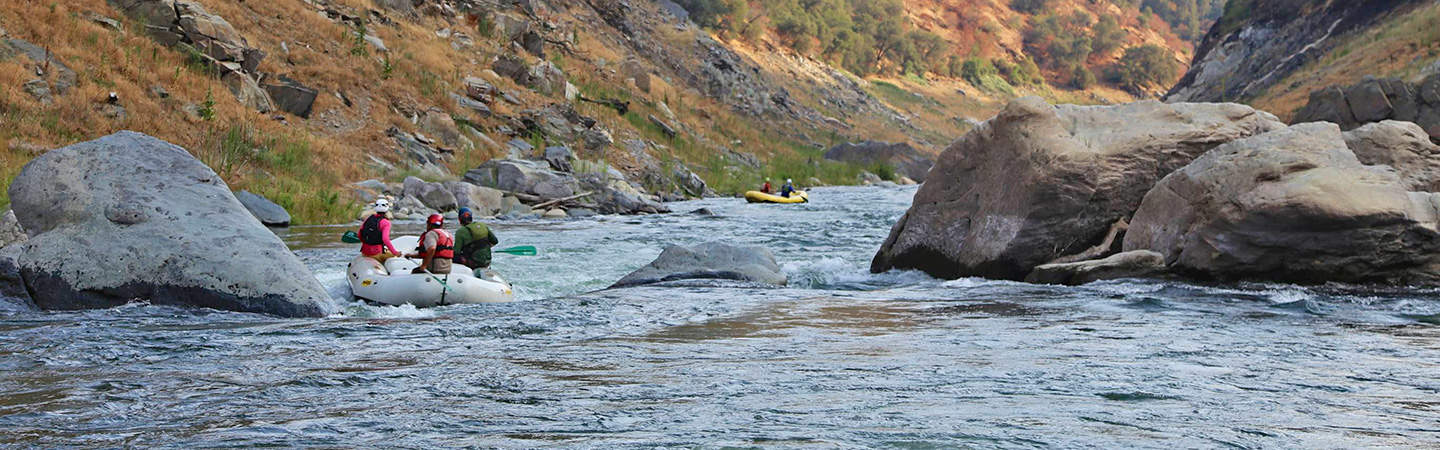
422 229 455 259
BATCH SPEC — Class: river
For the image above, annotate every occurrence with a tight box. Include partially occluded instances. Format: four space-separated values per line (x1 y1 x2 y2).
2 185 1438 447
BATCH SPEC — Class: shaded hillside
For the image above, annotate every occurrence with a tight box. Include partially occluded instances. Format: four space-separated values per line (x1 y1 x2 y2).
1166 0 1436 115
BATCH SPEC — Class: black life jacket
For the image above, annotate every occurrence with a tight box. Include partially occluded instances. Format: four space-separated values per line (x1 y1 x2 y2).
360 215 385 245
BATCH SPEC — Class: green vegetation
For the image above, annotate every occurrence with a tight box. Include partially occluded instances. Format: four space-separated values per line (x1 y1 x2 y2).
197 125 353 224
1106 44 1179 93
1011 0 1053 14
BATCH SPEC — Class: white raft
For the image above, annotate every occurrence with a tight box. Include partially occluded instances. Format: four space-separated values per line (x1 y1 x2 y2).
347 236 516 307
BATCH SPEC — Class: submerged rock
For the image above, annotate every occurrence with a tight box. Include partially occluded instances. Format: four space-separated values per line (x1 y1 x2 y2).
6 131 333 317
234 190 292 227
872 97 1283 280
611 242 786 288
1124 123 1440 285
1025 250 1166 286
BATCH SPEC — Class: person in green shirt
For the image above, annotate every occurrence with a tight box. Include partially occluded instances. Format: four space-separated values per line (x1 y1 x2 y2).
453 207 499 271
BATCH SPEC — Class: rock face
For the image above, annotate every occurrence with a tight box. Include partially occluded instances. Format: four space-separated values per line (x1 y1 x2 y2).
1166 0 1426 103
1293 75 1440 142
1025 250 1166 286
611 242 787 288
0 244 34 310
262 75 318 119
6 131 333 317
110 0 275 112
1124 123 1440 285
402 176 458 212
234 191 292 227
824 141 934 182
871 97 1284 280
445 182 504 217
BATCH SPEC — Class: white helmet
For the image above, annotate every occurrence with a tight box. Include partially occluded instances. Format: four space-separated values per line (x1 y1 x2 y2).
786 178 793 183
373 198 391 213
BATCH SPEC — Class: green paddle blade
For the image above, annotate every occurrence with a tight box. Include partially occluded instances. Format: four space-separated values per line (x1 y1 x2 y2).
341 230 360 244
495 245 537 256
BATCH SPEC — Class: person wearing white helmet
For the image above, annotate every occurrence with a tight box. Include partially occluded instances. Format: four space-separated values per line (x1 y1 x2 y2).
357 198 401 262
780 178 796 198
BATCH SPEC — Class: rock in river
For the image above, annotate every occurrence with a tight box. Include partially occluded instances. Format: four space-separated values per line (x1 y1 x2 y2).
1124 122 1440 285
234 190 292 227
872 97 1283 280
1025 250 1166 286
6 131 334 317
611 242 787 288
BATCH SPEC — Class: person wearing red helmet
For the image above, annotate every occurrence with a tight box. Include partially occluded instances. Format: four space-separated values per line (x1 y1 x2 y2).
406 213 454 274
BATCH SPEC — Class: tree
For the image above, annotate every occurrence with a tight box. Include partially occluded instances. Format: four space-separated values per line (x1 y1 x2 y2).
1011 0 1053 14
1108 44 1179 92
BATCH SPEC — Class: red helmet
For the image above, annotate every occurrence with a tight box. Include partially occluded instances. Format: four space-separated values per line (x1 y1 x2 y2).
427 214 444 227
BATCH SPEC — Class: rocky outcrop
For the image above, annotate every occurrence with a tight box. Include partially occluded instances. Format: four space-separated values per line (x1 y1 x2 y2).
234 191 292 227
577 172 669 215
611 242 786 288
1024 250 1166 286
262 75 318 119
824 141 934 183
0 244 34 311
446 181 504 217
1343 120 1440 192
1124 122 1440 285
402 176 459 212
109 0 275 112
1293 75 1440 141
1 38 77 104
871 97 1284 280
5 131 333 317
1166 0 1428 103
493 55 567 96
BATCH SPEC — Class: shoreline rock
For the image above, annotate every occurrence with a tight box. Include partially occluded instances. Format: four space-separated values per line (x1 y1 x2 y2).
872 97 1283 280
234 190 292 227
7 131 333 317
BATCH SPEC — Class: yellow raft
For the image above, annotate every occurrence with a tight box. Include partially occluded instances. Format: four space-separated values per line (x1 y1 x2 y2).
745 190 809 204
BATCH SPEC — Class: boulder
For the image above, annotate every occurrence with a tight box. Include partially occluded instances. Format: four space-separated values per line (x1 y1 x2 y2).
464 76 497 103
262 75 317 119
577 172 670 215
1344 79 1394 123
1293 74 1440 142
233 190 292 227
1123 123 1440 285
824 141 935 182
419 108 467 149
1024 250 1166 286
542 208 567 219
543 146 574 173
610 242 787 288
402 176 458 212
445 181 504 217
0 210 24 249
858 171 882 185
6 132 333 317
872 97 1284 280
671 164 708 197
464 159 579 200
1343 121 1440 192
0 244 35 310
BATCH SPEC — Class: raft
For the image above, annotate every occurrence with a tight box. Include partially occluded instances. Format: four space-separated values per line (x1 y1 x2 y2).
745 190 809 204
347 236 516 307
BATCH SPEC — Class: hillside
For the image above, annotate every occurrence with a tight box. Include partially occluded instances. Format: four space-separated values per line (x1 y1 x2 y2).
0 0 1223 224
1166 0 1439 118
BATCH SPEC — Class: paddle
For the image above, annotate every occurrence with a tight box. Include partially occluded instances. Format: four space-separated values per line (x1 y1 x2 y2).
495 245 538 256
341 230 360 243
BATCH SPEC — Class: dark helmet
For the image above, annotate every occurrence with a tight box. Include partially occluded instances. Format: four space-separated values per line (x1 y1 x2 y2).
458 207 473 224
427 213 444 228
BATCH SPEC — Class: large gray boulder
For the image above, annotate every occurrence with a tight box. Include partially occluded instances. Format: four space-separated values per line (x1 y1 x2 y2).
445 182 504 217
611 242 786 288
577 172 669 215
1293 74 1440 142
1342 120 1440 192
402 176 458 212
262 75 317 119
824 141 935 183
1124 123 1440 285
1025 250 1166 286
872 97 1284 280
6 131 333 317
233 190 292 227
464 159 579 200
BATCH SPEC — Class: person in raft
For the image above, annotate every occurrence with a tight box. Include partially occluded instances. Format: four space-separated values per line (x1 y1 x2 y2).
761 178 773 194
358 198 401 262
780 178 796 198
406 213 454 274
453 207 499 271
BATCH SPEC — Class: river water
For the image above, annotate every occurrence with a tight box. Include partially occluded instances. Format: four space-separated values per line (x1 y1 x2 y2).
2 185 1438 447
